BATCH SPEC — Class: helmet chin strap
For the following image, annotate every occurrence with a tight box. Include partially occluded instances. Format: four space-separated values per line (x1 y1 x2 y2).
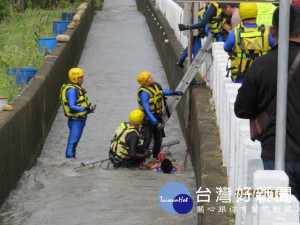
145 81 154 87
143 81 150 87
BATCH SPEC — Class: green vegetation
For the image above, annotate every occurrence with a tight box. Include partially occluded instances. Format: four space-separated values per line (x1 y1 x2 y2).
0 3 80 103
0 0 9 21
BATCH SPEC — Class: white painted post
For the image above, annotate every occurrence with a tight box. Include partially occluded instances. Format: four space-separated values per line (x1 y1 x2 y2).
215 61 227 124
247 151 263 188
0 95 8 111
252 170 299 224
242 139 261 188
234 122 249 190
228 98 237 190
219 72 235 158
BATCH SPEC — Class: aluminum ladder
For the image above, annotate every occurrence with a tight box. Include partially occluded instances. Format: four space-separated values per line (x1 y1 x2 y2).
162 34 214 124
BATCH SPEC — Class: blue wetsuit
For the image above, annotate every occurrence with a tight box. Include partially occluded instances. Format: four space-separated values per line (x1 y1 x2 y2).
179 24 210 63
155 166 178 173
139 87 174 124
65 88 87 158
223 24 276 83
190 4 223 42
179 36 203 63
223 24 276 52
139 86 175 158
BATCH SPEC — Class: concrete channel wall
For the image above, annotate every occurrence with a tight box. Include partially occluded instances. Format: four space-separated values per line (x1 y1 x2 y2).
144 0 300 224
0 1 95 206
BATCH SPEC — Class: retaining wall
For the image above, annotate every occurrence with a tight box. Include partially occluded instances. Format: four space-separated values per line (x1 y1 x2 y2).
0 1 95 206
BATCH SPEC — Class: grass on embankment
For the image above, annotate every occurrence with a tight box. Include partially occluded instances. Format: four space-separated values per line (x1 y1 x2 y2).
0 6 78 103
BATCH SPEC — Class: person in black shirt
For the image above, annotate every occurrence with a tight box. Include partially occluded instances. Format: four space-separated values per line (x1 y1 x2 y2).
234 5 300 200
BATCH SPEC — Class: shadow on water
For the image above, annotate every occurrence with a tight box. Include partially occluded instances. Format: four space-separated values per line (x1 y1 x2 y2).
0 0 197 224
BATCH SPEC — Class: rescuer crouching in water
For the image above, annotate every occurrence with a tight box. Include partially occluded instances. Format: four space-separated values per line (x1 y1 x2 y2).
109 109 151 168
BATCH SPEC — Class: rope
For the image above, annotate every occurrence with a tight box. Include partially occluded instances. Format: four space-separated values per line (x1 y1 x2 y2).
184 55 214 171
139 162 154 169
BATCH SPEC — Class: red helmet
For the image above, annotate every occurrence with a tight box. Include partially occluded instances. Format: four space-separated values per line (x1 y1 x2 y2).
157 153 166 162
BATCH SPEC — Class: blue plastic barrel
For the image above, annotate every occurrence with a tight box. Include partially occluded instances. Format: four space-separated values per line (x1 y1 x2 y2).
53 20 71 36
62 12 75 21
38 37 57 54
7 68 37 86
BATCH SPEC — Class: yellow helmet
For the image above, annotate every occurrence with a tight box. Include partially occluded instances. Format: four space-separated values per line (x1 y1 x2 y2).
68 68 84 83
129 109 144 125
137 71 150 86
239 3 258 20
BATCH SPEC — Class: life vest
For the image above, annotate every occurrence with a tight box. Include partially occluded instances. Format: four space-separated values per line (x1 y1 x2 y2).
60 83 90 119
227 24 270 82
137 83 163 114
207 2 223 34
197 7 207 38
256 3 277 26
110 122 141 160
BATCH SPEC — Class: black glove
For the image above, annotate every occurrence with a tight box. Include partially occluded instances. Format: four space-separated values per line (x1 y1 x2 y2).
143 150 152 158
173 91 183 96
178 24 190 31
86 103 96 114
155 122 164 131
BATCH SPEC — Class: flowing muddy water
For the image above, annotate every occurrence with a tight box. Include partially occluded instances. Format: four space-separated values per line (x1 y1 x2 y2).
0 0 197 224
